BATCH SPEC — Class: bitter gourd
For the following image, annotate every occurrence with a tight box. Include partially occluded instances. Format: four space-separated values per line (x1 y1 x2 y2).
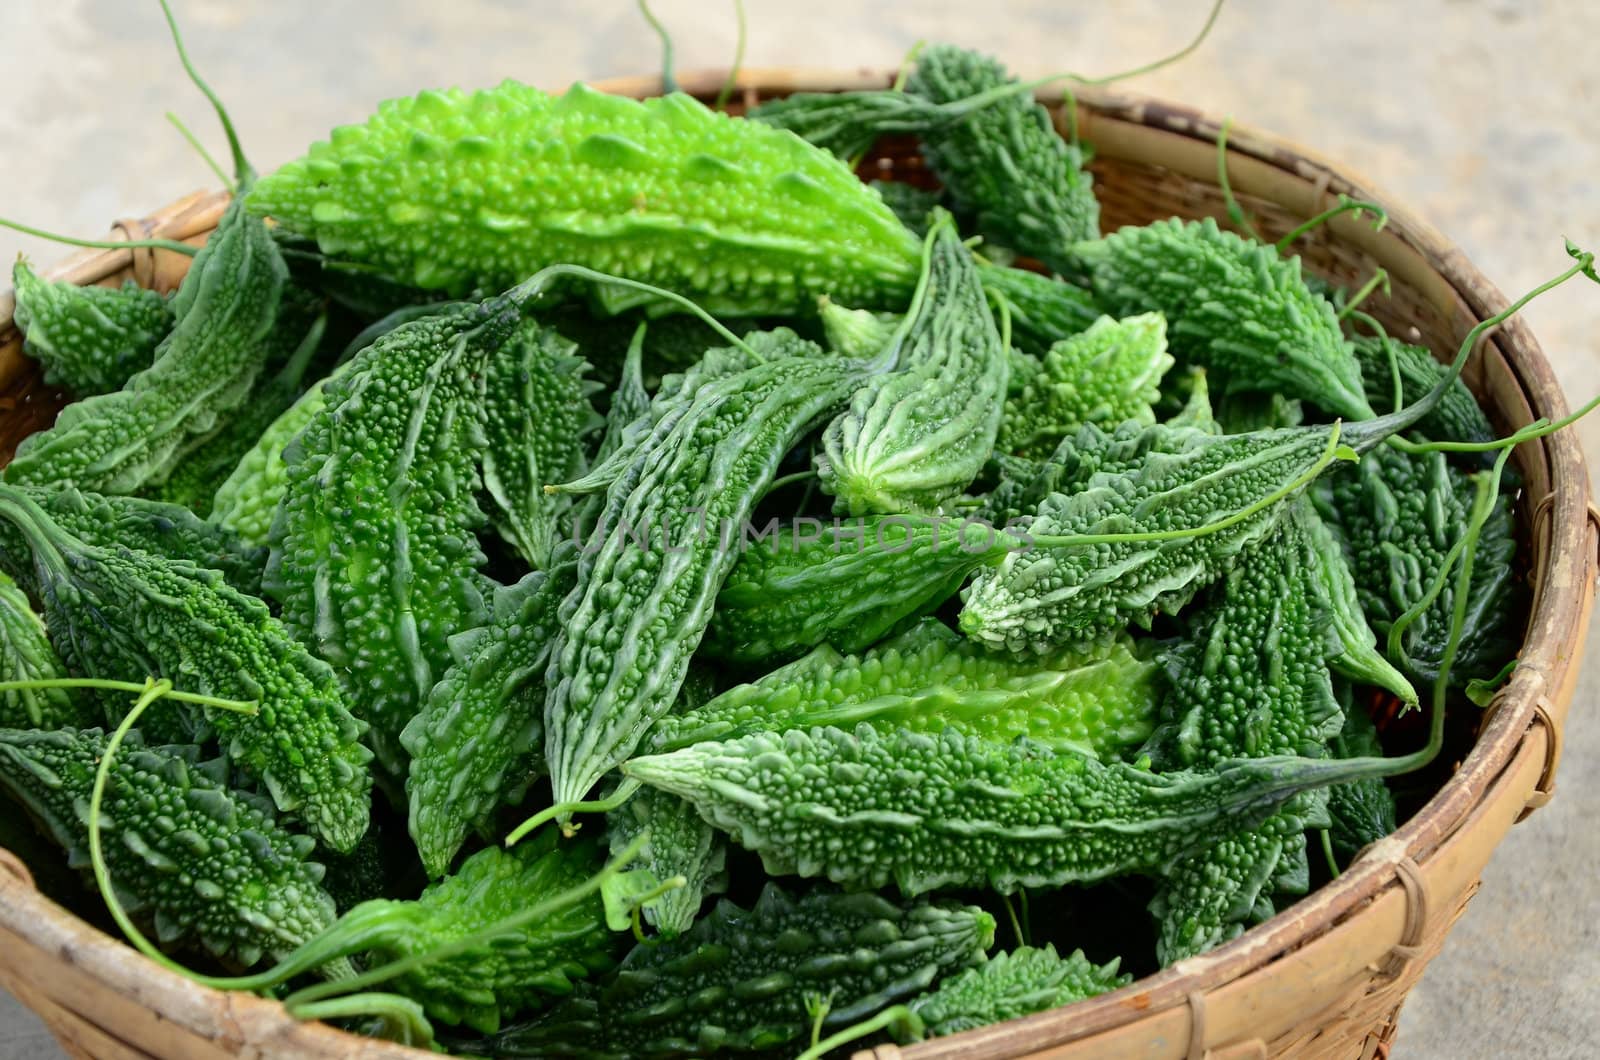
897 944 1129 1040
1071 218 1373 420
140 305 327 516
0 485 372 851
906 44 1099 269
1314 446 1519 686
1326 693 1397 861
4 198 289 494
0 571 88 730
209 364 346 549
655 618 1159 759
481 321 599 568
11 261 173 397
247 82 923 313
8 486 267 599
0 727 338 968
625 722 1410 895
1147 508 1343 962
980 266 1099 356
705 516 1016 664
483 884 994 1057
301 832 618 1033
605 784 726 938
544 339 864 812
1352 333 1493 443
266 299 518 776
819 213 1009 513
401 560 573 878
998 312 1173 458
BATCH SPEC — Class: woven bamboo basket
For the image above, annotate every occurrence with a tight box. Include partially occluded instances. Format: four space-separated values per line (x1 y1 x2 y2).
0 68 1592 1060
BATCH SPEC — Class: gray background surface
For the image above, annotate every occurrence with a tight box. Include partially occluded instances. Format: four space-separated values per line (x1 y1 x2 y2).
1 1 1596 1057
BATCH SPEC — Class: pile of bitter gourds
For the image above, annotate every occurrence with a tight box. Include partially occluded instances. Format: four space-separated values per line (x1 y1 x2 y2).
0 4 1593 1056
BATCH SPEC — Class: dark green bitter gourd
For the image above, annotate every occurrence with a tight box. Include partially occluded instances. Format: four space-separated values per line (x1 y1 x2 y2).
0 485 373 851
906 44 1100 269
11 485 266 599
895 944 1129 1041
625 722 1415 896
481 884 994 1058
0 571 90 730
11 261 173 397
4 198 289 495
1070 217 1373 421
266 299 521 777
0 728 339 968
605 784 727 939
998 312 1174 459
657 618 1160 760
1352 333 1493 444
1147 509 1344 962
1326 691 1398 861
819 213 1009 514
480 321 600 568
544 341 864 812
980 266 1099 356
1314 446 1519 686
295 832 619 1033
247 82 923 314
401 560 573 879
705 516 1017 665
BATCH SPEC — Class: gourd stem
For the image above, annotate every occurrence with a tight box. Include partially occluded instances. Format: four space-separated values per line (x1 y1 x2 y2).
283 833 648 1010
1215 118 1264 243
0 678 255 713
795 1005 919 1060
1320 829 1341 878
628 874 688 944
1393 388 1600 455
636 0 678 95
157 0 253 187
760 468 818 498
284 993 433 1047
1336 268 1391 320
711 0 747 111
891 41 927 94
1029 422 1349 549
1343 247 1595 452
165 111 234 194
504 777 644 846
1278 199 1388 255
0 218 198 257
507 265 756 360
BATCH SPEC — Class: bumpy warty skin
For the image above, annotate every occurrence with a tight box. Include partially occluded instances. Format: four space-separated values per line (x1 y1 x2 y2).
329 836 617 1033
247 81 923 313
1072 216 1374 421
11 260 173 396
707 516 1007 664
1352 334 1495 443
606 784 726 938
0 489 373 852
655 618 1160 760
0 728 338 967
0 571 84 730
625 722 1357 896
819 217 1010 515
1314 445 1518 686
483 884 994 1058
1000 312 1174 459
265 299 517 778
401 563 571 879
908 44 1100 271
959 423 1333 654
543 343 860 810
906 944 1129 1039
4 200 287 494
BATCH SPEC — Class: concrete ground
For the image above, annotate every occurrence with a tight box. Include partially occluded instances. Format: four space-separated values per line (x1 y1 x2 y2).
1 1 1595 1056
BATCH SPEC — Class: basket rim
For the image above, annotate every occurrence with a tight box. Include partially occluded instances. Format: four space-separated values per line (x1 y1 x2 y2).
0 67 1591 1059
